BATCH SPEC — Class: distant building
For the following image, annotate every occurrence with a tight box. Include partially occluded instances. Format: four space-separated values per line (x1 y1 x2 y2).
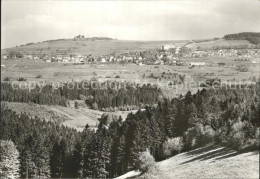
190 62 206 66
1 54 8 59
25 55 33 60
109 56 115 62
161 44 177 51
101 58 107 63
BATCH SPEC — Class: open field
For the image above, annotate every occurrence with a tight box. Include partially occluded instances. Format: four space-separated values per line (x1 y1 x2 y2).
116 145 259 179
2 101 138 131
1 57 259 98
1 101 70 124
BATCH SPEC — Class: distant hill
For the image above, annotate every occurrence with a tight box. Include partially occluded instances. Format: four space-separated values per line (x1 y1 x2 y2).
224 32 260 45
1 39 187 57
186 38 253 50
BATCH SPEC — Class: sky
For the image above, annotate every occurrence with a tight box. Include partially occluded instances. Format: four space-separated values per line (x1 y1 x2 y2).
1 0 260 49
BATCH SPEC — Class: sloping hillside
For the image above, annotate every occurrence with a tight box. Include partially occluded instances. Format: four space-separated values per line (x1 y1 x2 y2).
1 39 187 57
116 145 259 179
1 102 101 130
186 39 253 50
1 101 70 124
2 101 139 131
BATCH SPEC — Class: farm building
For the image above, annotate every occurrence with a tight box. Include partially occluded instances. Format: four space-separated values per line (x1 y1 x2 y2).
252 58 259 64
25 55 33 59
190 62 206 66
191 51 207 58
138 62 145 66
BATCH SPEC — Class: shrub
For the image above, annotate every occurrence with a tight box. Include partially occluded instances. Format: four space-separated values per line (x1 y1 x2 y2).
237 64 249 72
16 52 23 58
35 74 42 78
183 124 216 151
91 102 98 110
79 94 87 100
75 101 79 109
3 77 10 81
17 77 26 81
138 149 156 173
200 125 216 144
183 127 199 151
226 120 258 150
163 137 184 157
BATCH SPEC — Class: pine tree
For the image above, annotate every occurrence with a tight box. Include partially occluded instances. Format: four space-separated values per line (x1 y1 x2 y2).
0 140 20 179
50 139 67 178
70 140 84 178
20 149 37 179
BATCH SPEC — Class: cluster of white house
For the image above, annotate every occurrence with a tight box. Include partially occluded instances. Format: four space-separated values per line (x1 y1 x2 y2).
22 54 85 63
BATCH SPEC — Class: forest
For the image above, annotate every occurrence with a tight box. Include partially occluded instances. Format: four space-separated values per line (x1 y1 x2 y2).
1 81 162 110
1 84 259 178
224 32 260 45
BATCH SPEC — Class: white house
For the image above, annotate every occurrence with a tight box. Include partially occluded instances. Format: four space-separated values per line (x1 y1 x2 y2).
57 56 63 60
2 55 8 59
125 56 134 61
101 58 107 63
109 56 115 62
252 60 259 64
175 47 181 54
161 44 177 51
25 55 33 60
115 57 122 62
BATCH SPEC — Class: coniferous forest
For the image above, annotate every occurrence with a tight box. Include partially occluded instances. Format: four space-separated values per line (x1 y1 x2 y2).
1 81 162 110
1 83 259 178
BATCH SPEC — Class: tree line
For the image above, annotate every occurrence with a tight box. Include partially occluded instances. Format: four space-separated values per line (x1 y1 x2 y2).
1 81 162 110
224 32 260 45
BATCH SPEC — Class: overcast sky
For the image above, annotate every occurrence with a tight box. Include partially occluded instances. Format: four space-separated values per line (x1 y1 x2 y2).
1 0 260 48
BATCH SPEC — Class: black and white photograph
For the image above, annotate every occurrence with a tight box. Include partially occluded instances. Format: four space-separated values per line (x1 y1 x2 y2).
1 0 260 178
